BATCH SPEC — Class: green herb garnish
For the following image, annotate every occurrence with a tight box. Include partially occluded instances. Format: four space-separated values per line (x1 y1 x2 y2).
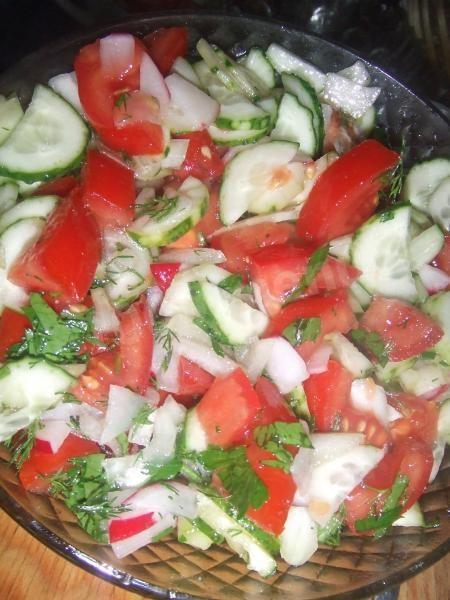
154 318 179 372
218 274 243 294
283 317 321 346
4 419 43 469
253 421 313 472
317 504 346 546
350 328 390 367
285 244 329 302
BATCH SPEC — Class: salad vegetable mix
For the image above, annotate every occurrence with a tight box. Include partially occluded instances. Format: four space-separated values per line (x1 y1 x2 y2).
0 27 449 575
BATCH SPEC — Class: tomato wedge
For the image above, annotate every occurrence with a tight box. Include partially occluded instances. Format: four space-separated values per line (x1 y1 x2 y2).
360 296 443 361
119 296 153 394
304 359 353 431
71 349 122 411
82 149 135 227
254 376 297 427
9 188 101 305
196 368 261 447
150 262 181 292
297 139 399 245
33 175 78 198
143 27 188 75
434 233 450 276
0 308 30 362
174 131 224 181
246 443 296 535
177 357 214 400
19 434 100 493
340 407 389 448
388 392 438 446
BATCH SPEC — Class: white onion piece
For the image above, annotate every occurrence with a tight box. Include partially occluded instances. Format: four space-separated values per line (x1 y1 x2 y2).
177 339 236 377
165 73 219 130
100 33 135 79
222 136 271 163
100 385 147 444
418 264 450 293
111 514 176 559
429 439 446 483
147 285 164 314
140 52 170 108
158 248 226 265
48 72 83 113
142 396 186 463
291 448 314 506
306 344 332 375
35 420 71 453
252 282 268 316
350 378 389 426
136 186 155 207
238 338 274 383
208 208 300 240
265 337 309 393
145 387 160 406
152 339 181 393
91 287 120 333
127 482 197 518
160 138 189 168
41 402 102 421
387 404 402 422
78 411 105 443
166 314 212 346
280 507 318 567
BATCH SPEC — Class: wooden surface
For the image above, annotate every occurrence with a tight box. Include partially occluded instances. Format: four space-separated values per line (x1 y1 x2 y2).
0 509 448 600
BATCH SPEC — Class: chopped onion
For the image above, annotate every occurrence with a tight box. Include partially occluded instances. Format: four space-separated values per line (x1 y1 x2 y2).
158 248 226 265
152 339 180 393
147 285 164 314
208 208 300 240
291 448 314 506
91 287 120 333
160 139 189 169
140 52 170 108
429 439 446 483
100 385 147 444
350 378 388 425
145 387 160 406
306 344 333 375
165 73 219 130
78 411 105 443
265 337 309 393
387 404 402 422
111 513 176 559
142 396 186 463
177 339 236 377
100 33 135 79
48 72 83 113
418 264 450 293
238 339 274 382
252 282 268 315
127 482 197 518
35 420 71 453
42 402 102 421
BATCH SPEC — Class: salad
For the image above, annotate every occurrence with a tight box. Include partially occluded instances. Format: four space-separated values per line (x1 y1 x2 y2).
0 26 449 576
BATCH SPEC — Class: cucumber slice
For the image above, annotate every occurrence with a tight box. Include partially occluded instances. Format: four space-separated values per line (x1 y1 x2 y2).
0 176 42 197
215 100 270 131
281 73 324 155
0 195 58 234
0 85 89 183
171 57 201 87
402 157 450 211
184 408 208 452
244 47 276 89
256 96 278 129
189 280 268 345
0 357 74 441
0 217 44 270
271 93 316 157
409 224 444 271
375 358 417 385
280 507 318 566
428 175 450 232
438 398 450 444
354 105 376 136
266 43 325 93
393 502 425 527
398 360 450 397
208 123 268 146
48 72 83 113
0 95 23 145
102 229 151 310
128 177 208 248
177 516 214 550
350 206 417 301
196 492 277 577
220 140 300 224
422 291 450 363
326 332 373 378
0 181 19 214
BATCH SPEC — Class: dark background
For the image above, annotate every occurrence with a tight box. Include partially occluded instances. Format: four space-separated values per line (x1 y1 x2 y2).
0 0 448 107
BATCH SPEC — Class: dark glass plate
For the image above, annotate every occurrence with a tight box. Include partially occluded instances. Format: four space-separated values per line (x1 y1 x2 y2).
0 12 449 600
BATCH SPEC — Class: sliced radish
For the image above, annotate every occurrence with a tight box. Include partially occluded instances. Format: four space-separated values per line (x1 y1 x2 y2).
111 513 175 558
109 510 156 543
100 385 147 445
35 420 71 454
140 52 170 108
165 73 219 131
100 33 135 79
126 482 197 518
306 344 332 375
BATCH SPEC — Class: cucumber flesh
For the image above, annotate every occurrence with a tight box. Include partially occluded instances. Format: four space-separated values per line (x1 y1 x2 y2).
48 72 83 114
398 360 450 398
184 408 208 452
326 332 373 378
280 506 318 566
354 105 376 136
215 100 270 131
0 217 45 270
428 176 450 232
0 96 23 145
271 93 316 157
409 225 444 271
0 181 19 214
0 195 58 234
438 399 450 444
402 157 450 211
177 516 213 550
422 291 450 363
393 502 425 527
350 206 417 302
266 43 325 93
208 124 268 147
244 47 276 89
0 85 90 183
171 57 201 87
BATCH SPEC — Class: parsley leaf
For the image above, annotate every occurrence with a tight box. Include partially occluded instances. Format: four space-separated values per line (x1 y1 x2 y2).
154 318 179 372
253 421 313 472
218 274 243 294
4 420 43 469
49 454 128 542
285 244 329 302
7 293 96 364
349 328 390 367
194 445 268 516
283 317 321 346
355 474 409 538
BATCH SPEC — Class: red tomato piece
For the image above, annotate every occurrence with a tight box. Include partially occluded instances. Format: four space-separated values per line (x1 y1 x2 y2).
254 377 297 427
0 308 30 362
174 131 224 181
82 149 135 227
33 175 78 198
265 289 357 338
194 182 221 237
297 139 399 245
18 434 100 494
340 407 389 448
119 296 153 394
344 484 383 532
9 188 101 305
246 443 296 535
150 262 181 292
434 233 450 276
250 243 359 316
97 121 165 156
109 512 156 543
360 296 443 361
304 359 353 431
143 27 188 75
211 223 295 275
71 349 122 411
178 356 214 400
388 392 438 446
196 368 262 447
